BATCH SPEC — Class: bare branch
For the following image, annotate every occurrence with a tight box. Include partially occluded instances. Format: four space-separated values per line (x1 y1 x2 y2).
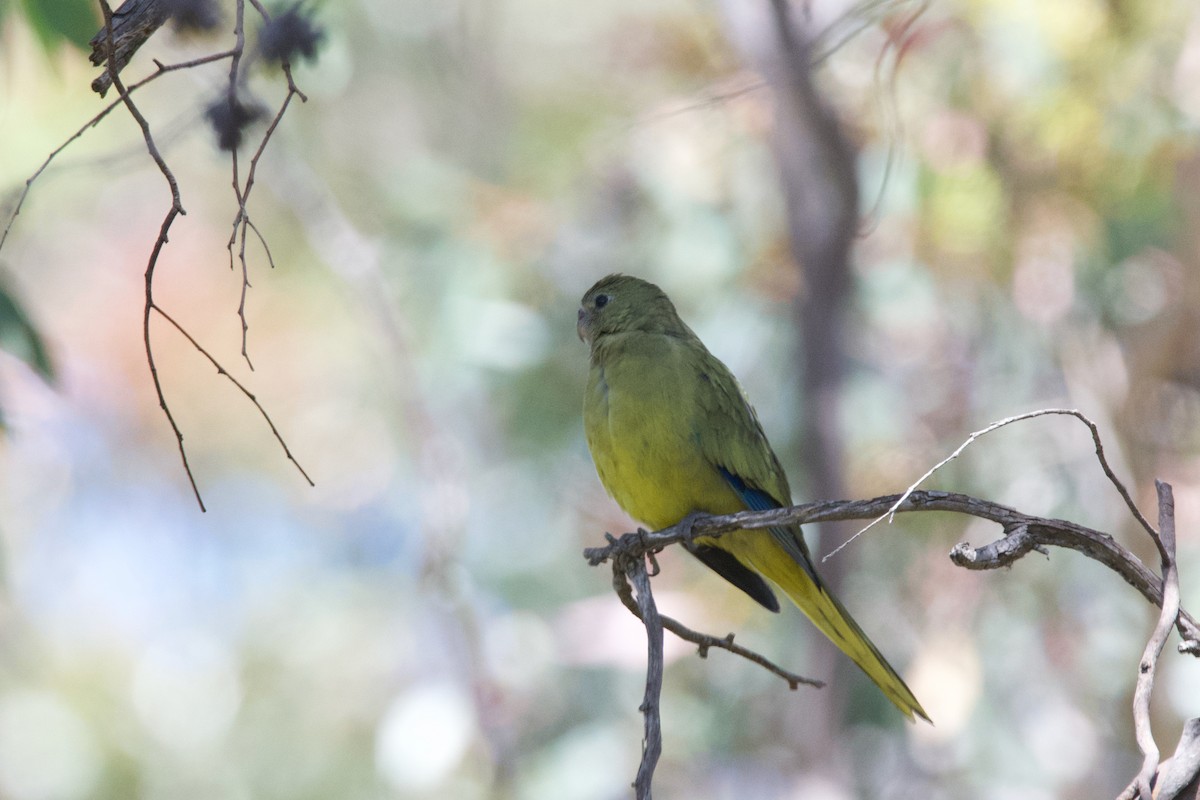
99 0 207 509
223 0 308 368
0 42 238 259
601 531 824 691
824 408 1156 563
227 79 304 367
1153 718 1200 799
100 4 182 209
586 477 1197 798
1119 481 1182 800
608 545 821 799
613 559 663 800
584 490 1200 649
143 208 203 509
660 616 823 691
153 307 315 487
74 0 312 506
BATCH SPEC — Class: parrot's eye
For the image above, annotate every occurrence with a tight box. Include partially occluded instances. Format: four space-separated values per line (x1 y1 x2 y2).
594 294 610 309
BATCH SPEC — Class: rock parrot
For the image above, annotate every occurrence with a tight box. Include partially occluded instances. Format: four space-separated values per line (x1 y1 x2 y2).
578 274 929 723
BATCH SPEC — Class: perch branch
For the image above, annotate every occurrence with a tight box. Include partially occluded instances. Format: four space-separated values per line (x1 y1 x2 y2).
608 545 821 799
584 490 1200 650
613 557 663 800
601 531 824 691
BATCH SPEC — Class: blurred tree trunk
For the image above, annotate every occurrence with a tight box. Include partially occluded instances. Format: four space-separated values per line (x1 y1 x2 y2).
719 0 860 764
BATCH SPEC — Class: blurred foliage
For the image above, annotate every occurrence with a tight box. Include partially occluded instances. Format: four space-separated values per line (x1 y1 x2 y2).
0 274 53 381
1 0 1200 799
8 0 96 51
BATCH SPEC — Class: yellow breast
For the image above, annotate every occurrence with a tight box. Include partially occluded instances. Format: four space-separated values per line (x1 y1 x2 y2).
583 334 744 529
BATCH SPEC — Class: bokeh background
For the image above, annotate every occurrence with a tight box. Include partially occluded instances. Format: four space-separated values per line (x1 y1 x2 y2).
3 1 1200 798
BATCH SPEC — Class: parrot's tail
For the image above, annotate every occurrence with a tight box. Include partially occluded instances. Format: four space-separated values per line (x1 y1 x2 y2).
754 548 931 723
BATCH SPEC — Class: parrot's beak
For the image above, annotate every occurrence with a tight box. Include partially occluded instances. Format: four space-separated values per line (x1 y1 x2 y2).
577 307 591 344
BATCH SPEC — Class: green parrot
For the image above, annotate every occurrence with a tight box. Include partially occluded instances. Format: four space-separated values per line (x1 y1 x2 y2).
578 274 928 722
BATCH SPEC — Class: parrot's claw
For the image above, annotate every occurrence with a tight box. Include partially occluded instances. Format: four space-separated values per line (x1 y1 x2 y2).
632 528 662 576
677 511 709 547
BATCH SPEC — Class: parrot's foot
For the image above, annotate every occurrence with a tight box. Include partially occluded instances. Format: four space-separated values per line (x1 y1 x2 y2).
677 510 710 549
636 528 662 576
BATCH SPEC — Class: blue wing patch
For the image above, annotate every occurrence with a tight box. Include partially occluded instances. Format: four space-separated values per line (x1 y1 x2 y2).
717 466 821 586
718 466 782 511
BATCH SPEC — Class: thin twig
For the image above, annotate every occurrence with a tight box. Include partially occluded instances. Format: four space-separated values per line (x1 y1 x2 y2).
823 408 1156 563
226 0 307 368
659 615 823 690
225 0 255 368
153 306 315 487
600 530 823 690
100 0 207 510
245 218 277 269
8 2 310 508
1119 481 1181 800
0 46 233 259
230 83 302 367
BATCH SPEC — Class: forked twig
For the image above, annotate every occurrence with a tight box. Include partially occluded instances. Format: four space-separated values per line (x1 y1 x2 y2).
227 1 309 368
823 408 1155 563
0 49 237 258
3 0 316 508
153 307 314 487
99 0 205 508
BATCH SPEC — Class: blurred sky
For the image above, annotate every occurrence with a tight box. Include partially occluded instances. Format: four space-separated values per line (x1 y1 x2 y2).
2 1 1200 798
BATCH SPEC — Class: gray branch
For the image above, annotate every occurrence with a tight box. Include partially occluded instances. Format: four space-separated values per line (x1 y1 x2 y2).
584 489 1200 650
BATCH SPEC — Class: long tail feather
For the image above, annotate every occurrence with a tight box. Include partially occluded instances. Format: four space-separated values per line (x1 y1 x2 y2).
751 544 930 722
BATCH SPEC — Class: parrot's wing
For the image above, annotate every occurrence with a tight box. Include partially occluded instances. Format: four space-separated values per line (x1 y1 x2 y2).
690 351 822 586
717 466 821 587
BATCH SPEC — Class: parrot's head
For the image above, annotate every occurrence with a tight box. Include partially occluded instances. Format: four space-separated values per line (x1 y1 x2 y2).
577 274 687 346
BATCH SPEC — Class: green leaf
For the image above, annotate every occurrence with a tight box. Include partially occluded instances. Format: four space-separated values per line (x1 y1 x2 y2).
0 280 53 382
17 0 98 52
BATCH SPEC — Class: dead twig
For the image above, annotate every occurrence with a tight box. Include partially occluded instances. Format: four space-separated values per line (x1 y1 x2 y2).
226 1 310 369
824 408 1155 563
92 0 313 507
1118 481 1184 800
613 557 664 800
99 0 206 508
153 307 314 487
608 546 820 799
